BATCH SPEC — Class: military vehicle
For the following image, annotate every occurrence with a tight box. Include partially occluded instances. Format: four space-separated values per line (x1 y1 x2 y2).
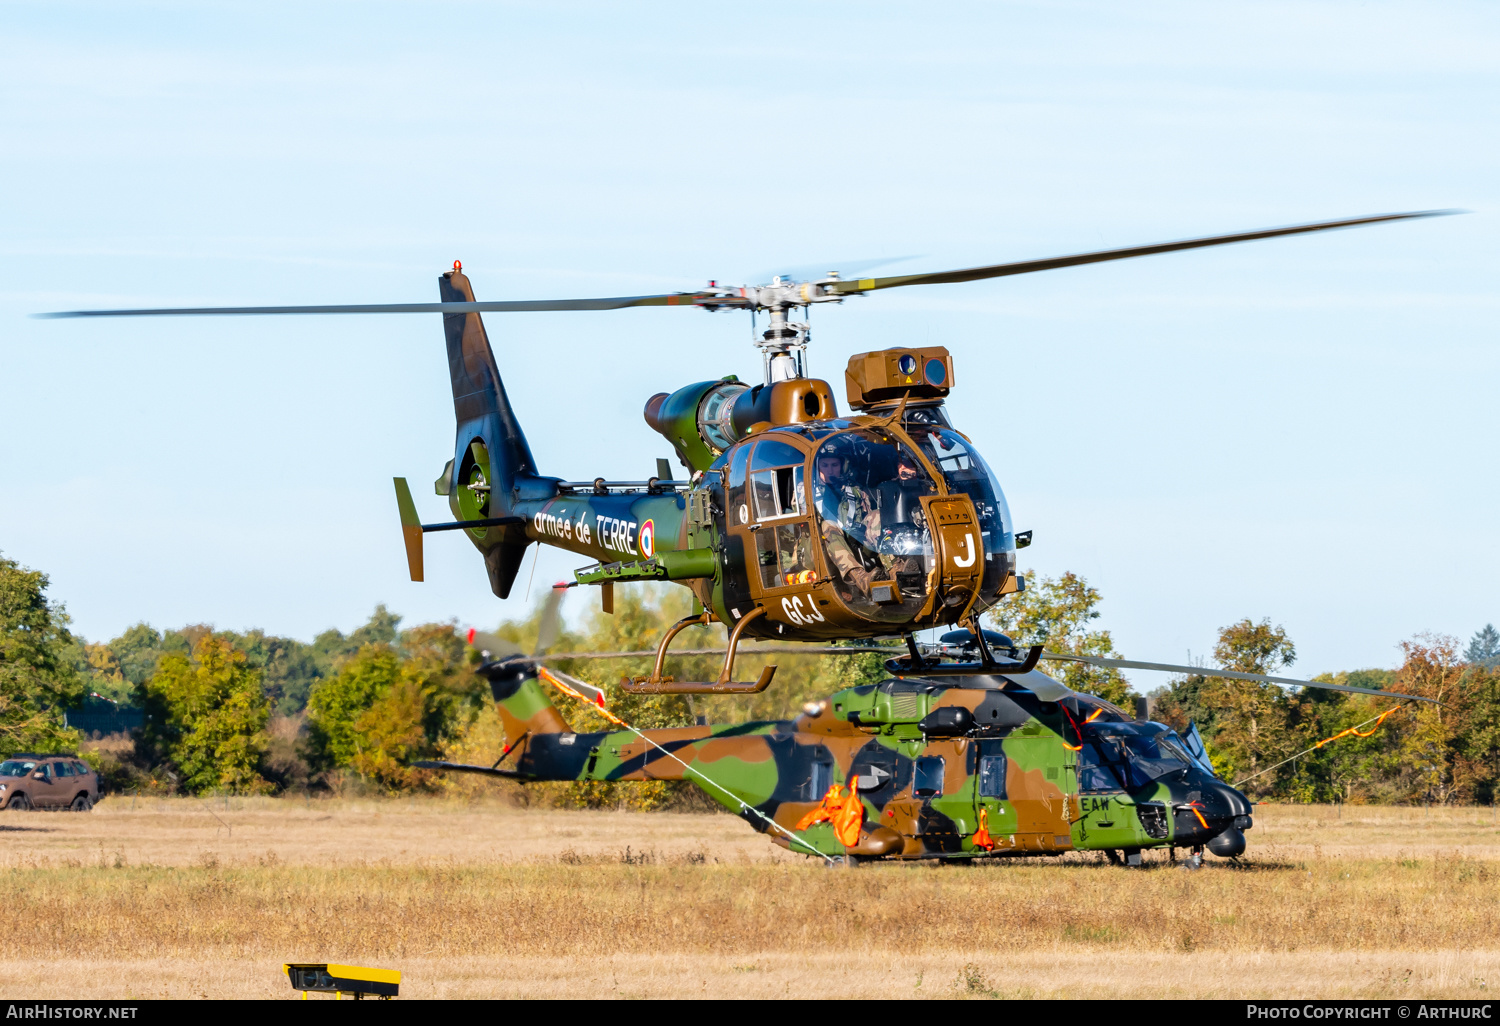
410 619 1431 866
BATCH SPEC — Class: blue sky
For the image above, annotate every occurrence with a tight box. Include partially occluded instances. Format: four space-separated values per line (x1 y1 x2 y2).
1 1 1495 677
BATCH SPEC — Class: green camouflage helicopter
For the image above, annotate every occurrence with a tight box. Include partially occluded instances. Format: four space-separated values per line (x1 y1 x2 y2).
48 210 1446 863
408 610 1433 866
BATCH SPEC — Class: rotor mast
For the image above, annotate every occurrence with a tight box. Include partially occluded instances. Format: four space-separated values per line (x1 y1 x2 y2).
744 273 848 385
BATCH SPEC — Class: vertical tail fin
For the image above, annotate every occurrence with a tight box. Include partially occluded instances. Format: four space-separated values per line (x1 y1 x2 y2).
483 659 571 748
439 267 542 598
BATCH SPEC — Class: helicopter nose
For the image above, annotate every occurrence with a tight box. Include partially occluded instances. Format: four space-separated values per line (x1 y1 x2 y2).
1171 780 1254 846
1205 780 1251 819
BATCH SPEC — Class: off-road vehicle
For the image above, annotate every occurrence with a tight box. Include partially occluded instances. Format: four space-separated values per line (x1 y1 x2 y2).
0 754 99 810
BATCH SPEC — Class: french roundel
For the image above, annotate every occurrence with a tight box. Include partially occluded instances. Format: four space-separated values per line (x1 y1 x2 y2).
639 519 655 559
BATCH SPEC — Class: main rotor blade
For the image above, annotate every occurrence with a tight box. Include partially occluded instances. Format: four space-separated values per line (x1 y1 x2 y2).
466 629 526 659
1041 651 1437 704
825 210 1458 295
37 293 734 319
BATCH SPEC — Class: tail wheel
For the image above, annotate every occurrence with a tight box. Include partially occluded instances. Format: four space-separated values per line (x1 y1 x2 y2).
7 793 31 811
70 794 93 812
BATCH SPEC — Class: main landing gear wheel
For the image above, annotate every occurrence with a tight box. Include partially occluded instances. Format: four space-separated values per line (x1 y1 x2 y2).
1104 849 1123 866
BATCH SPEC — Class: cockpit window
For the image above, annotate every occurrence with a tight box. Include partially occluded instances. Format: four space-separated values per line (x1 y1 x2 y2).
905 424 1015 605
1094 730 1189 789
907 427 1011 543
1077 742 1124 792
811 430 937 622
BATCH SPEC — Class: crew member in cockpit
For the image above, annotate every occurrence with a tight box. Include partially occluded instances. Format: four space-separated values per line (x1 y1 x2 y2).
813 444 881 595
878 451 932 554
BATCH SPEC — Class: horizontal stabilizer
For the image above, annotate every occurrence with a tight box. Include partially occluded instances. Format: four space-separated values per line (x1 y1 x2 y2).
393 477 423 582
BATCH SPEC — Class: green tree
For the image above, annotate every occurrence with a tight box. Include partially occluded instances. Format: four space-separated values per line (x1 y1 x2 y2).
1158 618 1297 791
140 634 272 793
985 570 1132 705
222 629 323 716
1466 624 1500 669
349 677 431 790
311 605 402 668
303 620 486 792
305 644 402 771
0 553 84 752
110 623 169 685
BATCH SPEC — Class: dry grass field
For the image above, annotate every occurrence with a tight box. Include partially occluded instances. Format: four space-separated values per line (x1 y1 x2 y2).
2 796 1499 999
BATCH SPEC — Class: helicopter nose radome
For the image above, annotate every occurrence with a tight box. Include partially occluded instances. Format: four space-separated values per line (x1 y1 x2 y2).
1208 827 1247 858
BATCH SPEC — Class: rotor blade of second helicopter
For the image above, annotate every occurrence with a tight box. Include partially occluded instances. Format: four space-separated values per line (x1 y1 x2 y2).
532 585 568 657
519 645 899 662
1041 651 1437 703
824 210 1457 295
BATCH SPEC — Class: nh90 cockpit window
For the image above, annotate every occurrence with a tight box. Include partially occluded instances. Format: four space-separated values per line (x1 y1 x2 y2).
811 430 937 622
1091 727 1192 789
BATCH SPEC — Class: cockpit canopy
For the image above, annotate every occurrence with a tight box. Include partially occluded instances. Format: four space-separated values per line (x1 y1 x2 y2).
720 421 1017 624
1079 722 1217 791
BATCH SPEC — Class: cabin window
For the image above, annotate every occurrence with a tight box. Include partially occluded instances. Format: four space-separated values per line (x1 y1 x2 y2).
808 760 833 801
977 754 1007 798
751 439 805 470
751 465 805 521
755 522 816 590
913 755 945 797
726 444 751 526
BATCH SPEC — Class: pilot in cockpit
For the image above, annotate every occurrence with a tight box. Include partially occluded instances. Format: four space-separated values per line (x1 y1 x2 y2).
877 451 933 577
813 444 881 595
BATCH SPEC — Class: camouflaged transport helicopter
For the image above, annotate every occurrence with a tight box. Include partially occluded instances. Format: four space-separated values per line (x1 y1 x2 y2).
47 211 1447 863
422 621 1433 866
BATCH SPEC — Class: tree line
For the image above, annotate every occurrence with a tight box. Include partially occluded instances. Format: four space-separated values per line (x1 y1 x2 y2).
2 549 1497 805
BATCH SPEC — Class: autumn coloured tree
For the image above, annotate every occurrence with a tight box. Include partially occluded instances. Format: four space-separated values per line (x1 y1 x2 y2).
304 622 487 792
